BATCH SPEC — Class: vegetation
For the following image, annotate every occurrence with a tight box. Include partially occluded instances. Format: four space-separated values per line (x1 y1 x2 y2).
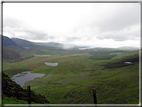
3 49 139 104
2 46 21 60
116 46 139 51
4 55 34 63
103 54 139 69
3 67 33 77
2 72 49 104
2 36 139 104
3 97 37 104
89 53 116 60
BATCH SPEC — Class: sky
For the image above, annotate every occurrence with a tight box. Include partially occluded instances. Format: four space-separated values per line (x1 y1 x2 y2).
3 2 140 48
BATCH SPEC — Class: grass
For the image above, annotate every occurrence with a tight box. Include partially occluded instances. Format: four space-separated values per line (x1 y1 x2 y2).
2 49 139 104
88 53 116 60
2 97 38 104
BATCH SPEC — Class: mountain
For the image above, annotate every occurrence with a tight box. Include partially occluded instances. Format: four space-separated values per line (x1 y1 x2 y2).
6 36 77 50
2 36 18 47
11 38 34 48
12 38 63 48
2 36 22 60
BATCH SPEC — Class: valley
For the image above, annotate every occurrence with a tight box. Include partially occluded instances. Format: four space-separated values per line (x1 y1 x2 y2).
2 3 140 105
2 37 139 104
3 44 139 104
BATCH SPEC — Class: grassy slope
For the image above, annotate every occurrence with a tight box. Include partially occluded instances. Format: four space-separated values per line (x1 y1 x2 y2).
3 50 139 104
3 97 37 104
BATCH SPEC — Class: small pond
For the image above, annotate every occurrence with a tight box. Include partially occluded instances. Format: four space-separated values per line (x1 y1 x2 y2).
124 62 132 64
10 71 45 87
44 62 58 66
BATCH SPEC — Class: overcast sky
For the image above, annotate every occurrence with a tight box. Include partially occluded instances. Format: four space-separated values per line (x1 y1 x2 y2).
3 3 140 48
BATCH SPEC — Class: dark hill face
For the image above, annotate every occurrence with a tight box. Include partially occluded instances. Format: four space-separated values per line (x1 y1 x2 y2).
2 36 17 46
2 46 21 60
11 38 34 48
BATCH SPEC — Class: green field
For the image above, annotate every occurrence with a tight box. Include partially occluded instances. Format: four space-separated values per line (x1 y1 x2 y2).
3 49 139 104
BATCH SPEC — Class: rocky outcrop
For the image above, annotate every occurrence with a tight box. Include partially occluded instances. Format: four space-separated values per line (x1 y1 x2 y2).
2 72 49 104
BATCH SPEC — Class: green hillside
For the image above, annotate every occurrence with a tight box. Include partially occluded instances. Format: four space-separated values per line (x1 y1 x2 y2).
3 48 139 104
3 97 38 104
2 35 140 104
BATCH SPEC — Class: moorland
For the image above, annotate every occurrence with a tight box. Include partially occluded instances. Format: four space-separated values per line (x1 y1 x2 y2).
2 36 140 104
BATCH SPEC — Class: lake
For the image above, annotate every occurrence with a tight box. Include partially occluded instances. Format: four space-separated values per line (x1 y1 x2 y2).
10 71 45 87
44 62 58 66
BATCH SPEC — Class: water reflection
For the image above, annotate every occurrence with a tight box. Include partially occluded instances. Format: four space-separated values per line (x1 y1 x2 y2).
11 71 45 87
124 62 132 64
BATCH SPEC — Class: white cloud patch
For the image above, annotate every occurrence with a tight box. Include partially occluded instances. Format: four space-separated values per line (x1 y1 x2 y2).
97 24 140 41
3 17 49 41
3 3 140 48
91 3 140 31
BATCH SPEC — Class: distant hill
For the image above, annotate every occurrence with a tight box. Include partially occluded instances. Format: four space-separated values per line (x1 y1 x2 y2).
4 36 77 50
33 42 63 48
11 38 34 48
2 36 18 47
47 42 63 46
117 46 139 51
11 38 63 49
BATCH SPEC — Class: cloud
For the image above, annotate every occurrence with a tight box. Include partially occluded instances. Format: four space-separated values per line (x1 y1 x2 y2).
65 37 80 42
3 3 140 47
3 17 49 41
92 3 140 32
96 24 140 41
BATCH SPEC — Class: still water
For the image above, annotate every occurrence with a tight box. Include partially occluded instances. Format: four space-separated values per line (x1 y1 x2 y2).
124 62 132 64
11 71 45 87
44 62 58 66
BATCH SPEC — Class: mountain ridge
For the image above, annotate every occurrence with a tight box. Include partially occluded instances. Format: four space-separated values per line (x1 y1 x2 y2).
2 36 18 47
11 38 34 48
